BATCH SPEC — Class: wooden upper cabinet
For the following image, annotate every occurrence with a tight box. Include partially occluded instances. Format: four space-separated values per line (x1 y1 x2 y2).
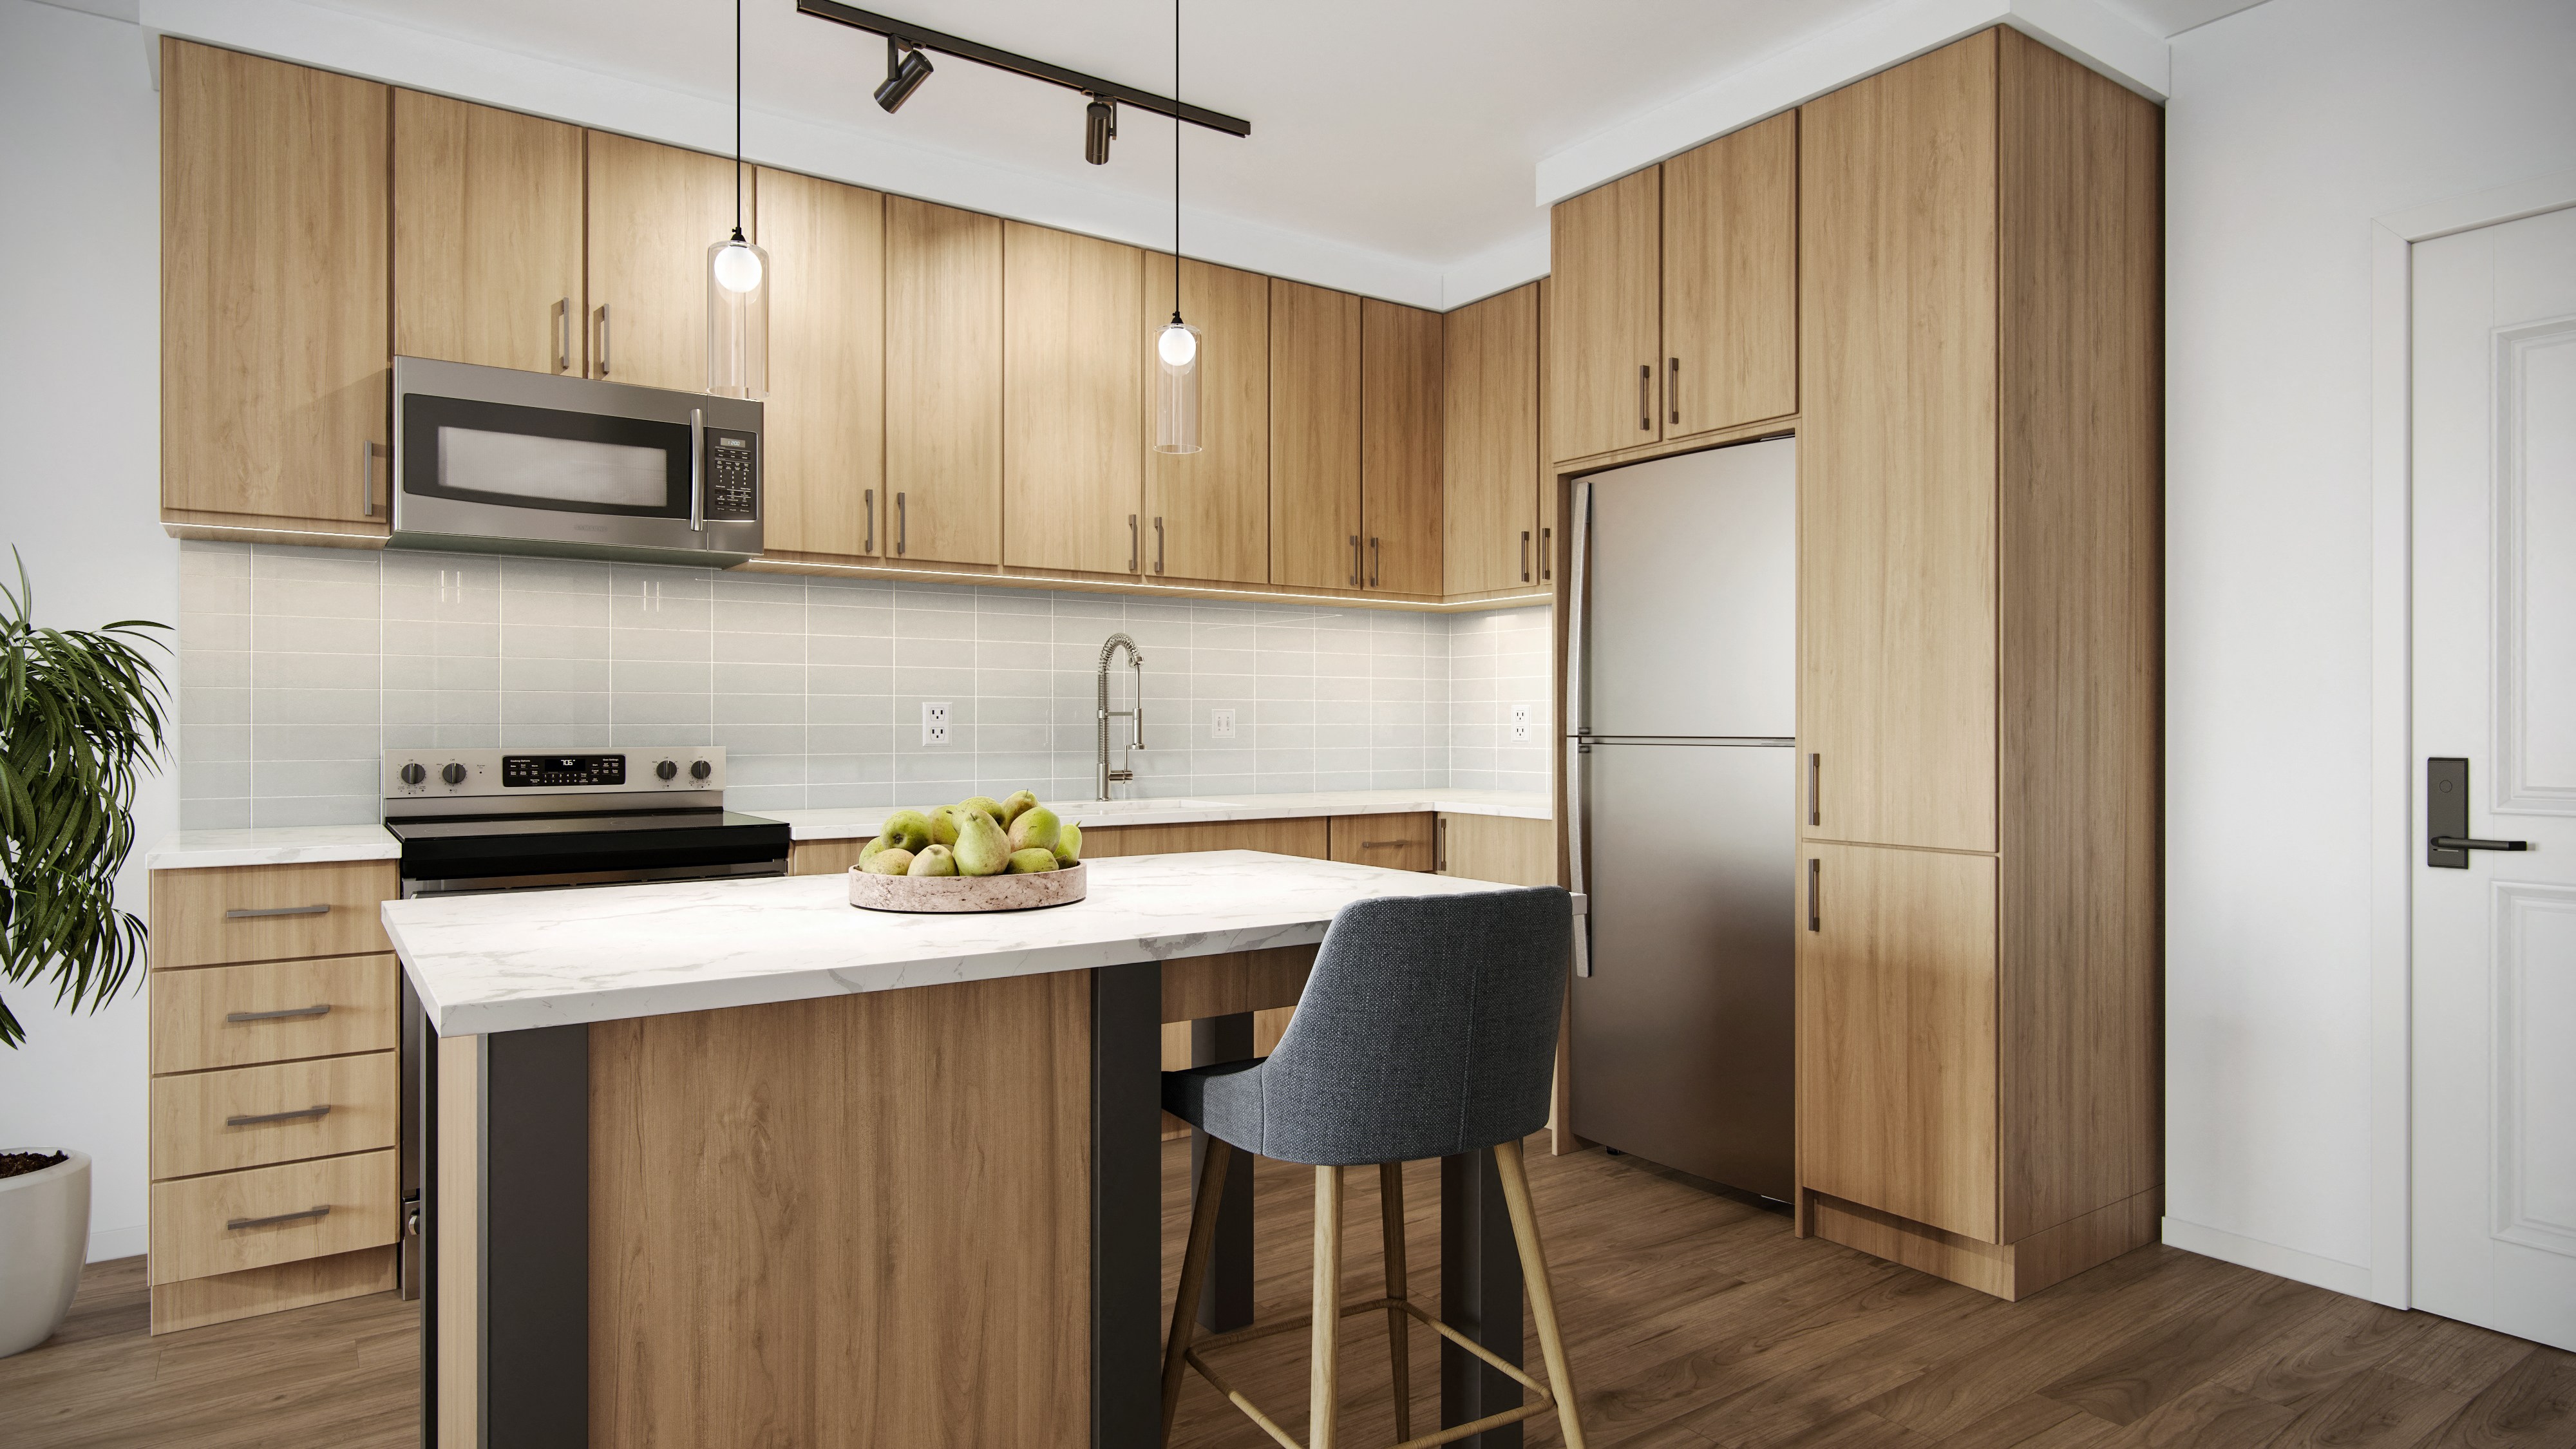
584 131 735 393
162 40 390 535
1442 284 1540 596
1361 301 1443 595
756 167 885 560
1004 223 1144 575
1799 32 2000 855
1662 110 1799 439
1547 167 1661 464
1269 280 1363 590
392 91 584 375
1143 256 1269 585
885 197 1003 566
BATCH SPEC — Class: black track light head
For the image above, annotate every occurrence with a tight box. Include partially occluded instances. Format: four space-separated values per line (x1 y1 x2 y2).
1084 95 1117 164
875 35 933 112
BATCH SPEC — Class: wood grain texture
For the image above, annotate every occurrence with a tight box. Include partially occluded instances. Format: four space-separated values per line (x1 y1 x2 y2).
1162 946 1319 1021
1797 842 1998 1242
1548 166 1663 463
1806 1185 2159 1303
146 1148 399 1287
1327 812 1435 873
1361 299 1444 595
1991 26 2166 1244
148 861 399 970
1662 110 1800 439
392 90 585 374
1435 813 1557 887
756 167 886 560
1269 279 1365 590
582 129 735 392
789 837 865 876
1797 30 2000 855
146 1245 395 1336
1004 222 1145 574
1080 816 1331 860
160 39 389 533
588 974 1090 1449
1145 256 1271 585
149 1050 399 1180
435 1033 478 1449
147 954 399 1075
1443 285 1542 596
884 196 1005 565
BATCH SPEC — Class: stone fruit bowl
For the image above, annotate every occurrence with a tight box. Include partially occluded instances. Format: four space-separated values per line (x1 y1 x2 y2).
848 860 1086 913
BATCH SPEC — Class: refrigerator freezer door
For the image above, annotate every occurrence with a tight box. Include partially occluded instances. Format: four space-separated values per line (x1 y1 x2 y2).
1579 437 1795 739
1571 740 1795 1199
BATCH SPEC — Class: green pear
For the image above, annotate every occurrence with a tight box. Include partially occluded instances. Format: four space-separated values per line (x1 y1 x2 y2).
906 844 958 877
928 806 961 847
1007 848 1059 874
960 795 1008 826
878 809 934 851
862 846 915 875
1000 790 1039 824
952 809 1012 876
1008 806 1061 854
857 835 887 866
1052 821 1083 865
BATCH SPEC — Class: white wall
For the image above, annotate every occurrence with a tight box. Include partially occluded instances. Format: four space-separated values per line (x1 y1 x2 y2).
2163 0 2576 1293
0 0 173 1262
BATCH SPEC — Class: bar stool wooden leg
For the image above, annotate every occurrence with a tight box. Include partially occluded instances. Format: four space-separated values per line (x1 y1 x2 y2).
1162 1137 1235 1445
1311 1164 1344 1449
1378 1160 1411 1443
1493 1139 1586 1449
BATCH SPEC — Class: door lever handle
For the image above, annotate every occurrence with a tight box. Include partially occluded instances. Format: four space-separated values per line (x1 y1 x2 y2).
2427 757 2531 867
2432 836 2528 853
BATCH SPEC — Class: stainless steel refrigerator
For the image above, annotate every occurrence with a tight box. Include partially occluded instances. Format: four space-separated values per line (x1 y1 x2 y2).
1566 436 1795 1202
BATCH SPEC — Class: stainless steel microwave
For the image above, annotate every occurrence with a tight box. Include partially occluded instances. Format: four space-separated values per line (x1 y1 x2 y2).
390 357 762 567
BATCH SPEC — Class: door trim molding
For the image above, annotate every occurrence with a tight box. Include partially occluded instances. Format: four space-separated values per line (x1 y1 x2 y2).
2369 166 2576 1311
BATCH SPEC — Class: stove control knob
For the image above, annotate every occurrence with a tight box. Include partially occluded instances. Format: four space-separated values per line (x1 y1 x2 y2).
440 762 468 786
399 762 426 786
655 759 679 781
690 759 714 781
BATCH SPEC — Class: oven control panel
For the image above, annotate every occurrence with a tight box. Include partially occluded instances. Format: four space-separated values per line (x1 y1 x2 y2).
383 747 724 806
705 431 757 522
503 753 627 788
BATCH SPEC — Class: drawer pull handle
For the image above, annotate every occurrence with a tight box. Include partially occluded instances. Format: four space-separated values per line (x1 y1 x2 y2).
225 1104 333 1128
226 1004 333 1024
225 904 330 920
227 1204 332 1231
1359 840 1411 850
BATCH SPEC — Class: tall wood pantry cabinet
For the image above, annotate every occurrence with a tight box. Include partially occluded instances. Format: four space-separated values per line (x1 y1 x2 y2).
1793 27 2162 1300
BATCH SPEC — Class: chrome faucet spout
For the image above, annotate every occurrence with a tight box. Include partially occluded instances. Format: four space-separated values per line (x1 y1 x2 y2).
1096 632 1146 800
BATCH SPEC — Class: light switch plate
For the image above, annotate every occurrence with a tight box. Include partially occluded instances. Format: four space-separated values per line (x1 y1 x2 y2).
1510 703 1531 742
921 701 950 746
1211 708 1236 740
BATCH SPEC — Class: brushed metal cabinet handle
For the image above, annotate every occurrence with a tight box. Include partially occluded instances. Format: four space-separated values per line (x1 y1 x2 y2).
228 1204 332 1231
595 303 611 377
553 296 571 373
1370 536 1381 588
227 1104 333 1128
227 1004 332 1024
1155 516 1166 574
1128 514 1139 573
225 903 330 920
864 489 876 554
1809 752 1821 828
1520 530 1531 583
1669 356 1680 426
1359 840 1412 850
1349 535 1360 587
1638 363 1652 431
1542 526 1553 582
360 441 379 518
1435 816 1447 872
1808 857 1821 933
896 492 907 556
688 408 706 533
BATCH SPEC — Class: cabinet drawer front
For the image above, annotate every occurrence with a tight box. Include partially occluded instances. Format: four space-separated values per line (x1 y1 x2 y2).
1329 812 1437 873
149 860 398 969
147 1148 400 1285
149 954 399 1075
150 1051 399 1180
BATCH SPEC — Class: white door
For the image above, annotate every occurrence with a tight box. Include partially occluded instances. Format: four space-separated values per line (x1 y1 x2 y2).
2411 202 2576 1353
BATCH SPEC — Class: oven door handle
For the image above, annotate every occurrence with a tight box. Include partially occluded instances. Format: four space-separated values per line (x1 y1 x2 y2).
688 408 706 534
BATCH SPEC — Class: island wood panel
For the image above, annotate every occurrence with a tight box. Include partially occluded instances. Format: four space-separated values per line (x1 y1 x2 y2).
1443 285 1541 596
1992 27 2164 1243
1797 31 2001 855
588 972 1090 1449
160 39 390 535
146 954 399 1075
756 167 885 560
583 130 735 393
1796 842 1998 1242
1269 280 1364 590
435 1033 479 1448
147 1050 399 1180
1327 811 1435 873
392 90 585 375
1162 945 1318 1022
146 1245 397 1336
1435 813 1555 886
885 197 1005 565
1077 816 1331 860
1143 256 1270 584
1361 299 1444 595
1004 222 1145 574
1547 166 1662 463
148 860 400 969
146 1148 400 1285
1661 109 1799 439
1807 1182 2163 1302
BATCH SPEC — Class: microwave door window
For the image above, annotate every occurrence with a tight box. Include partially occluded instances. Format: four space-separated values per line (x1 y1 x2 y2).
439 428 666 510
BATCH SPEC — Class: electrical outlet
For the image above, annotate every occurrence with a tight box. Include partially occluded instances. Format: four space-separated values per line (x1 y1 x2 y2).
921 701 951 746
1211 708 1236 740
1510 703 1532 743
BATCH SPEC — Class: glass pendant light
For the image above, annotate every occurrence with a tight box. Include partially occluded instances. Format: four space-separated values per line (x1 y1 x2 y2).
1153 0 1201 455
707 0 769 399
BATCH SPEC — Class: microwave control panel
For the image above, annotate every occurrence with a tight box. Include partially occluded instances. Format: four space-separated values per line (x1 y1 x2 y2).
705 431 758 521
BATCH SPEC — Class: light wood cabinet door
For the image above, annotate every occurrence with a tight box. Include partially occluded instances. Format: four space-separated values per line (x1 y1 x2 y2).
392 91 585 375
1361 300 1443 595
161 40 389 532
1143 256 1269 585
1442 284 1540 596
1327 813 1436 873
1797 842 1998 1242
1004 223 1144 574
885 197 1004 565
757 167 884 560
1799 35 1999 853
1546 166 1662 464
584 131 735 393
1663 110 1799 438
1269 280 1363 590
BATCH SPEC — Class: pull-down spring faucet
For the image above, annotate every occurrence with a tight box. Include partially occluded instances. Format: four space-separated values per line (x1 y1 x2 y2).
1096 633 1146 799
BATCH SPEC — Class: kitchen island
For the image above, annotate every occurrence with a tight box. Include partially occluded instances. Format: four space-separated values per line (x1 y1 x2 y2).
390 850 1575 1449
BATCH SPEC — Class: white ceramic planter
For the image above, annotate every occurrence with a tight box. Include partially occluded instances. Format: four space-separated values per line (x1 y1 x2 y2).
0 1149 89 1358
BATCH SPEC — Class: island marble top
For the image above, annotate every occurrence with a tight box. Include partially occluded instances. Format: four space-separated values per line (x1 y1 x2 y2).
386 850 1580 1037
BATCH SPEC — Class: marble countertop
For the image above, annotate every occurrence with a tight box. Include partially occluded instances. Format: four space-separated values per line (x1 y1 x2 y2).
389 851 1579 1037
141 824 399 871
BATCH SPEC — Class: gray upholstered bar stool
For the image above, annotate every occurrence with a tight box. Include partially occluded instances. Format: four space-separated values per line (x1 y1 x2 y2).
1159 887 1588 1449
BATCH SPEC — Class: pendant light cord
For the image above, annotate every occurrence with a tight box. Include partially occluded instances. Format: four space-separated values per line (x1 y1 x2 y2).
1171 0 1181 325
733 0 746 239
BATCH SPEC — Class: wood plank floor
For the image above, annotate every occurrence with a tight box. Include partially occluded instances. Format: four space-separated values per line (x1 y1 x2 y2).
3 1139 2568 1448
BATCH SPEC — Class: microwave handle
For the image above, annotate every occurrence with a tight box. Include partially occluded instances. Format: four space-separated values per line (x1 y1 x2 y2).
688 408 705 533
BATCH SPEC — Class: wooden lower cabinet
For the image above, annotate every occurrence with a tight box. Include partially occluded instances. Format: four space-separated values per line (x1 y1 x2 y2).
1434 811 1555 886
1328 811 1435 873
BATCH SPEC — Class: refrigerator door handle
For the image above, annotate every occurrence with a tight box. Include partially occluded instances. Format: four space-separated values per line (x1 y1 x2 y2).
1567 735 1592 978
1565 478 1593 742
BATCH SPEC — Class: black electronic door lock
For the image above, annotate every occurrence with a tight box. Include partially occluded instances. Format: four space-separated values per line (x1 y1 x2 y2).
2427 757 2532 868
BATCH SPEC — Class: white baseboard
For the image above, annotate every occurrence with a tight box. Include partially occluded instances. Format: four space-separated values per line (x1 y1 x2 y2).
2161 1215 2374 1299
86 1224 146 1264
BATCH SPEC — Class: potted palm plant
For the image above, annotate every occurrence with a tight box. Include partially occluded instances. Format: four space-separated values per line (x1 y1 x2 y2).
0 554 167 1358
